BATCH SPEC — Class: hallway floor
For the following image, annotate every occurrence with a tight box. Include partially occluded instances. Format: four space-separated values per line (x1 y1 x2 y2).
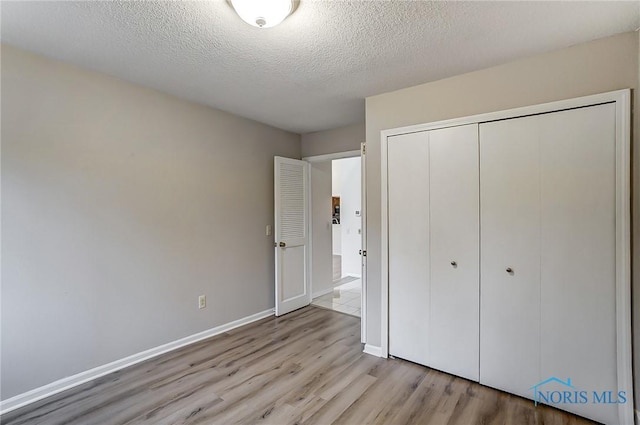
311 279 361 317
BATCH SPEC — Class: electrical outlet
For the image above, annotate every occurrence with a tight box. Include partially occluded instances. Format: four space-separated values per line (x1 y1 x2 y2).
198 295 206 309
266 225 272 236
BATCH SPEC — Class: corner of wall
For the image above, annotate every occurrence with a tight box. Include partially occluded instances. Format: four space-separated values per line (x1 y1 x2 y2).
301 122 365 158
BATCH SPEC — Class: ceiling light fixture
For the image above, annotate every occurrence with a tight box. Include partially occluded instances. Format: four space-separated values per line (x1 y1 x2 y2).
230 0 295 28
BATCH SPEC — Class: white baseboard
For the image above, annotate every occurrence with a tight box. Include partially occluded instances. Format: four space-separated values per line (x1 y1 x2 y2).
0 308 274 415
312 287 334 299
363 344 383 357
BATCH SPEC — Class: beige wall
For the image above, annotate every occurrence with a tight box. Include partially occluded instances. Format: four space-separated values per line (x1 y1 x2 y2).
310 161 333 297
365 31 639 401
301 123 364 158
0 45 300 399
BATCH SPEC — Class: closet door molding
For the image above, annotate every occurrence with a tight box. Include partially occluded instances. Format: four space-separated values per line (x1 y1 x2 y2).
380 89 632 425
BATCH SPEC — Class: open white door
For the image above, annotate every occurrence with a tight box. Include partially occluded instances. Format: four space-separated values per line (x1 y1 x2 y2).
274 156 311 316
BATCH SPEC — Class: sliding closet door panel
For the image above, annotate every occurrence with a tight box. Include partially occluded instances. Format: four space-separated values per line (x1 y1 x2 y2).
388 132 430 365
429 124 480 381
479 116 540 398
540 104 617 424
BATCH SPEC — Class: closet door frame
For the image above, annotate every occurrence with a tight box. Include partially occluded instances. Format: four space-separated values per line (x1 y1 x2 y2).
379 89 632 424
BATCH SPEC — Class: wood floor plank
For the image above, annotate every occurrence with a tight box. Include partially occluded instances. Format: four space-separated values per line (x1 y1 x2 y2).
1 306 598 425
331 359 426 425
302 373 377 425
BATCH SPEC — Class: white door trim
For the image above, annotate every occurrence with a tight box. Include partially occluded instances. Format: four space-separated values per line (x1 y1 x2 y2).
614 90 633 425
360 142 367 343
303 149 362 163
306 160 314 300
380 89 632 425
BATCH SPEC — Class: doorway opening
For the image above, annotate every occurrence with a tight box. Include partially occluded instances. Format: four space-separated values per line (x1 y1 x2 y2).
311 156 362 317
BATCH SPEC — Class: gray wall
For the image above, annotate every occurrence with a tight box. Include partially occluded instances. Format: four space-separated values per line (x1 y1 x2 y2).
310 161 333 297
1 45 300 399
365 31 639 401
301 123 364 158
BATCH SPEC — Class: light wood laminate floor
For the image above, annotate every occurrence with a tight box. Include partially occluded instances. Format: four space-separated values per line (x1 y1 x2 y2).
1 307 597 425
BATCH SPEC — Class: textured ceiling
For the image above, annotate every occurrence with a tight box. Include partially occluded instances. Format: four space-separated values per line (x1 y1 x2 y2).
1 1 638 133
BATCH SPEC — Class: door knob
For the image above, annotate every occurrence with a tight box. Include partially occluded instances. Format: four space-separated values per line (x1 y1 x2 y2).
450 261 457 267
279 242 286 248
506 267 513 273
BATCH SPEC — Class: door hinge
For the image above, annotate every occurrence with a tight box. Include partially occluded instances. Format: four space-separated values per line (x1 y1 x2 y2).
359 249 367 256
361 143 366 155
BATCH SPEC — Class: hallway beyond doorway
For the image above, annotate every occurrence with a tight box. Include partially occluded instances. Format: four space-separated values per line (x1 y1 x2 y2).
311 279 361 317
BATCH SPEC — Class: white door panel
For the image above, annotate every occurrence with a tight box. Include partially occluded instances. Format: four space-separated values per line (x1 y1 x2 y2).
388 131 430 366
281 245 306 301
539 104 617 424
479 116 541 398
275 157 310 316
429 124 480 381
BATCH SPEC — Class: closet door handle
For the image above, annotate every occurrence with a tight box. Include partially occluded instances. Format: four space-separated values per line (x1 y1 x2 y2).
506 267 513 273
450 261 457 267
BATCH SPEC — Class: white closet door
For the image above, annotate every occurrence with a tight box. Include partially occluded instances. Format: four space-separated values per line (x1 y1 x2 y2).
539 104 617 424
479 116 541 398
388 131 430 365
429 124 479 381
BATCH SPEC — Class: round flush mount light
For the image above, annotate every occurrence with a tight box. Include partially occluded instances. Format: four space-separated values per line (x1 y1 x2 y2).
230 0 296 28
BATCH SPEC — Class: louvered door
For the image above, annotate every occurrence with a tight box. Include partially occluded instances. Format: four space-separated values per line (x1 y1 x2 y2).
274 156 310 316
